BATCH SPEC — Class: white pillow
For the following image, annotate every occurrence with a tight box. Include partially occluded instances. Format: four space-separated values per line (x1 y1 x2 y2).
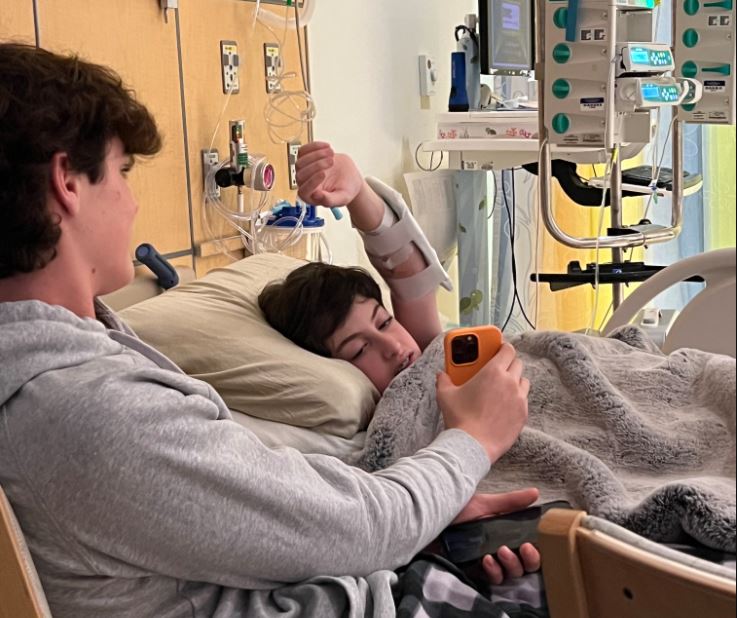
120 253 378 438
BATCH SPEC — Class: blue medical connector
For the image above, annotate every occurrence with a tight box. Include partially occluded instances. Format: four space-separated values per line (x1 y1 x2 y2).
269 201 342 225
268 203 325 228
135 243 179 290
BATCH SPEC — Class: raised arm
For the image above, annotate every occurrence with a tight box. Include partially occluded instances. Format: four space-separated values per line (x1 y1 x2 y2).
296 142 448 350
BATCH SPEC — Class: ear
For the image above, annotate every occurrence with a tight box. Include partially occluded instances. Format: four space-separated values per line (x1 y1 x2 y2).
48 152 83 217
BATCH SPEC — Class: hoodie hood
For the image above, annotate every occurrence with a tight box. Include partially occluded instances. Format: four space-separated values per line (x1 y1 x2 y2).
0 300 122 407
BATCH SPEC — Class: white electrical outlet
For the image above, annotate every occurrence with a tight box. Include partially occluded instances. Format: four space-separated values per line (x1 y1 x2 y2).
288 142 301 190
264 43 281 94
220 40 240 94
202 149 220 199
419 55 439 97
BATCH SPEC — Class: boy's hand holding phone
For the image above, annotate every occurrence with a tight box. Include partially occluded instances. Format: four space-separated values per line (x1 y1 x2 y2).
438 326 530 464
451 489 543 585
441 494 573 588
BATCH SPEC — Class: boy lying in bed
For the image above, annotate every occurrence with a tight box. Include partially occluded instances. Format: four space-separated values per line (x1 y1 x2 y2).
259 141 466 395
260 141 543 582
260 143 737 575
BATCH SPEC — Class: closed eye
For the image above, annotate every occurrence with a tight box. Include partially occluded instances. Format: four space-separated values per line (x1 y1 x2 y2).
350 344 368 361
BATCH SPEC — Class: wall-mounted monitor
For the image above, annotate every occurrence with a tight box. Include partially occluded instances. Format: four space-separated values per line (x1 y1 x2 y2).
479 0 535 75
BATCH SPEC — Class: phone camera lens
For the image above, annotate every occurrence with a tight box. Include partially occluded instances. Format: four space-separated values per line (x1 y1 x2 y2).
451 334 479 365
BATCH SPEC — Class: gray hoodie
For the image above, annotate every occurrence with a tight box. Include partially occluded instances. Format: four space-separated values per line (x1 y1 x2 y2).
0 300 490 617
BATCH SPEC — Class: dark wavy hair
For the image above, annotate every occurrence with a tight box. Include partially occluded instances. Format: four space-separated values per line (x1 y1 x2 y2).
258 262 383 357
0 43 162 278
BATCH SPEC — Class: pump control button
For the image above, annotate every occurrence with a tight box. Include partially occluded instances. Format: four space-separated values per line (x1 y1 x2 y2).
553 7 568 28
553 44 571 64
552 114 571 134
683 29 699 47
684 0 699 14
552 79 571 99
682 60 699 77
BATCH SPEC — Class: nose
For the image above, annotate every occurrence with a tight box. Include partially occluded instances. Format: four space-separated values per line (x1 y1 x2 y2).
379 333 401 360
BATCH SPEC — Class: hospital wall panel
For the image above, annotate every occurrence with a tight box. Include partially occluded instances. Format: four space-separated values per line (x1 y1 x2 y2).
177 0 308 275
0 0 35 43
3 0 307 277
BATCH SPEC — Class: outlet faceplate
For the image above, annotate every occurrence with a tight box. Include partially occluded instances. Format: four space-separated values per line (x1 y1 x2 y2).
202 149 220 199
287 142 301 190
264 43 281 94
220 40 240 94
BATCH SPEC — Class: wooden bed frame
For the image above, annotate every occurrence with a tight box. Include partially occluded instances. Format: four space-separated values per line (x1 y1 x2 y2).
539 508 736 618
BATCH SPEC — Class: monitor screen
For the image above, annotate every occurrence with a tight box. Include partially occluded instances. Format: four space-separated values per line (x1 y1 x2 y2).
479 0 535 75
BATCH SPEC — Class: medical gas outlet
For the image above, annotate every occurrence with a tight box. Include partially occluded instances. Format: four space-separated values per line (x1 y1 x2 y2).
215 158 275 192
213 120 276 192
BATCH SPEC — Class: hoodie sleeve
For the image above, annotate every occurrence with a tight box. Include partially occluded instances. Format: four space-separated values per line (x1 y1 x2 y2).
3 355 490 590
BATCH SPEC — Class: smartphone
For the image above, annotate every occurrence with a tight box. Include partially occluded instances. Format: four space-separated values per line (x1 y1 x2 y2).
443 326 503 386
440 500 573 566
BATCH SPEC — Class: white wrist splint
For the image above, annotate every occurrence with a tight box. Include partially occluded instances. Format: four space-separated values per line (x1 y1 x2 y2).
358 177 453 301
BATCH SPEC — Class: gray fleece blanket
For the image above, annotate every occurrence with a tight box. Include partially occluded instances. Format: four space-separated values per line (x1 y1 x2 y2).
348 327 737 552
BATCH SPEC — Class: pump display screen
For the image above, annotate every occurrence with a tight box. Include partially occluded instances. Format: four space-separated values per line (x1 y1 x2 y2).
480 0 535 74
628 46 673 68
642 86 661 100
630 48 650 65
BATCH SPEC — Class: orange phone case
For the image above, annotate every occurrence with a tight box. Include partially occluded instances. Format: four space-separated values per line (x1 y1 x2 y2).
444 326 503 386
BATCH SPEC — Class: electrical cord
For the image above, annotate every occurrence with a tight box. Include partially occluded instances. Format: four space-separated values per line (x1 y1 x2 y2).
585 50 619 337
643 115 676 222
511 171 537 331
597 300 615 333
500 170 537 333
258 5 316 144
454 25 479 62
487 174 498 220
414 141 445 172
586 146 617 336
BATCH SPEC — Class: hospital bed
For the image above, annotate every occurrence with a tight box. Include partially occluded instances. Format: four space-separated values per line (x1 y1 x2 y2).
2 249 735 618
605 247 736 358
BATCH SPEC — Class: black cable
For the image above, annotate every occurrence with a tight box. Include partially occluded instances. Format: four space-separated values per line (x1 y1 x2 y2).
454 25 480 62
500 171 536 332
414 142 445 172
487 174 499 220
511 172 537 330
500 173 516 331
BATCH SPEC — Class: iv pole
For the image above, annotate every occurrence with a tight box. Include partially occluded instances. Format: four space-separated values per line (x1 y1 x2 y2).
535 0 685 310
